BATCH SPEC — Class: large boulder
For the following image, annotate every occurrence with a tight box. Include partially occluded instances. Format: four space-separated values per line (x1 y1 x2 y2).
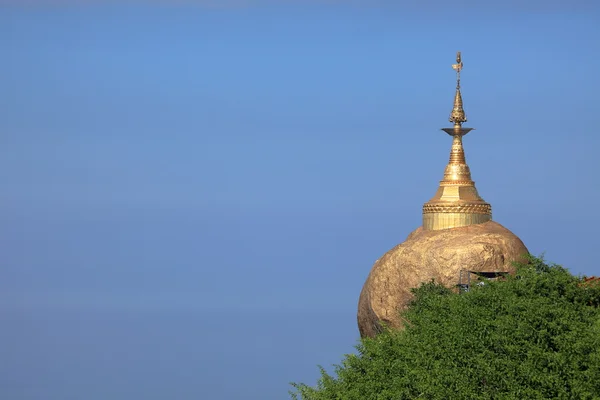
357 221 529 338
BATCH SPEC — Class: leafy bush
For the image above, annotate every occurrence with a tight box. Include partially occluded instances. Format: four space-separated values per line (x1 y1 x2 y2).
291 255 600 400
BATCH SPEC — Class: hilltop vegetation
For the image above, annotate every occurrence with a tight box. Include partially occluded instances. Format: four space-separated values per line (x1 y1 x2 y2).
291 255 600 399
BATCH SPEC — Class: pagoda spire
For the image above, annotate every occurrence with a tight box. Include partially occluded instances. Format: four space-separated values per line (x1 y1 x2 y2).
422 52 492 231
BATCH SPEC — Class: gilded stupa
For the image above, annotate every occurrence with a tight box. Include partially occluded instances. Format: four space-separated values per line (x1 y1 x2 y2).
357 52 529 338
422 52 492 231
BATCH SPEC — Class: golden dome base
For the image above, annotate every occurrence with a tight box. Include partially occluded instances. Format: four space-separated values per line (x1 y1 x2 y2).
423 207 491 231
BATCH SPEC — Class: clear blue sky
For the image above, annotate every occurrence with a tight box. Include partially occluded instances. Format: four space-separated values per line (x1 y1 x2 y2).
1 1 599 399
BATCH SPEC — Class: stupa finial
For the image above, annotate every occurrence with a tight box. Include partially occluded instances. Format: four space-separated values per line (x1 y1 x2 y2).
449 51 467 127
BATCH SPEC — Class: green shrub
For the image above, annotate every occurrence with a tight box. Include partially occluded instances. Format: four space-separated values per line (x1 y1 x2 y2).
291 255 600 400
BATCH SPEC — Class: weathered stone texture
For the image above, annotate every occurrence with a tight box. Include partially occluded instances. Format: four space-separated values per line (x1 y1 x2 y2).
357 221 528 338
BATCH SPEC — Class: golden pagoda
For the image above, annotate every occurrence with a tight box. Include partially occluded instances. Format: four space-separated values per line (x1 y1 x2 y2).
422 52 492 230
357 52 529 338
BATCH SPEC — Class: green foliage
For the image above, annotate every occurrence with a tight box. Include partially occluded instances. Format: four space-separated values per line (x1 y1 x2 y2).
291 255 600 400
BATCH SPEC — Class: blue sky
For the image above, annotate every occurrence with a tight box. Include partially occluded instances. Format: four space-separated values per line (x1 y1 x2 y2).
1 1 599 399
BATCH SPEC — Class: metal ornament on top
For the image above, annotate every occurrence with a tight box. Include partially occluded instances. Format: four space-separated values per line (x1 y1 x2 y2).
422 52 492 231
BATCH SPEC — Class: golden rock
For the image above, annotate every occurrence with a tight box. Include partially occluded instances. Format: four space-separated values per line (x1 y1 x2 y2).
357 221 529 338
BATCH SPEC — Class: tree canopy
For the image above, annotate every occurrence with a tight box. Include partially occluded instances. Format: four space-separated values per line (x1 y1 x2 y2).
291 255 600 400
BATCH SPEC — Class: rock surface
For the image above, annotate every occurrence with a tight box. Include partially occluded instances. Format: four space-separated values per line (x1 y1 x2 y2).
357 221 529 338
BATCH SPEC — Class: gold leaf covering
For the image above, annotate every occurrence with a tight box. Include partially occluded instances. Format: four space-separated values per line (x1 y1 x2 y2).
422 51 492 230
